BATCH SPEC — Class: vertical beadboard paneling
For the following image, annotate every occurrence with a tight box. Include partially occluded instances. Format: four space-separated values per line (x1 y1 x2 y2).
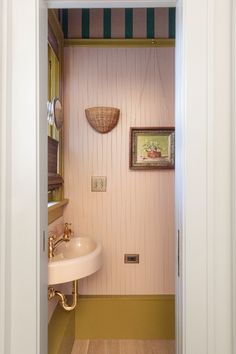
64 47 175 295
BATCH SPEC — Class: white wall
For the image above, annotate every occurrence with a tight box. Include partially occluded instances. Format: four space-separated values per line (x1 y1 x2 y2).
63 47 175 295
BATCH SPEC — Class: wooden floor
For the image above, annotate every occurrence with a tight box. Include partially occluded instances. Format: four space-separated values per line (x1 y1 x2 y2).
71 340 175 354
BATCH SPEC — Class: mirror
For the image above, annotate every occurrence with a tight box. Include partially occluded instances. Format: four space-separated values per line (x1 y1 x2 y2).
47 97 63 130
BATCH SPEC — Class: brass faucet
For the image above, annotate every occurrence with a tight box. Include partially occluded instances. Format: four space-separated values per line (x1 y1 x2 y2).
48 223 72 259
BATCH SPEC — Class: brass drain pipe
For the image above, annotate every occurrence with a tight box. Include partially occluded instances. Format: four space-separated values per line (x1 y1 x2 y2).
48 280 78 312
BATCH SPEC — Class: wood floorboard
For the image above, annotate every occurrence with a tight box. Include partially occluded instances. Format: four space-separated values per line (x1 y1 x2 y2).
71 340 175 354
87 340 108 354
71 340 89 354
119 340 144 354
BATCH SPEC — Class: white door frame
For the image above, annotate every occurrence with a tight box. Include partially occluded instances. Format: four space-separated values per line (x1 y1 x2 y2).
232 2 236 353
46 0 176 8
0 1 233 354
0 0 48 353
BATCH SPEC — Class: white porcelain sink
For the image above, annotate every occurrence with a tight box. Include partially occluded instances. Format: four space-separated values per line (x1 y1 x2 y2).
48 236 102 285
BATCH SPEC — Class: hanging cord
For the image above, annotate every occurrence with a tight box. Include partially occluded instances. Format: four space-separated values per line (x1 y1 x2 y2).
138 48 169 122
154 48 169 122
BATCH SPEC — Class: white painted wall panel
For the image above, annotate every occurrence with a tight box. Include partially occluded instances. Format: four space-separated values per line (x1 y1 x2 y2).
63 47 175 295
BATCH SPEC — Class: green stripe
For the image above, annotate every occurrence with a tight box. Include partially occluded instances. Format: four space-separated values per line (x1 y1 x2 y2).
125 9 133 39
103 9 111 39
168 8 176 39
82 9 90 39
147 8 155 38
62 9 68 39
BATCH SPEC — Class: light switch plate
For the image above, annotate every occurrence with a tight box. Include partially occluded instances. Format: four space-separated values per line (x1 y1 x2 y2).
91 176 107 192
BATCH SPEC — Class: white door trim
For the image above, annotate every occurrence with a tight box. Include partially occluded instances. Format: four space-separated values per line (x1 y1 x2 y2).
0 0 11 352
46 0 176 8
177 1 232 353
0 1 48 354
232 1 236 353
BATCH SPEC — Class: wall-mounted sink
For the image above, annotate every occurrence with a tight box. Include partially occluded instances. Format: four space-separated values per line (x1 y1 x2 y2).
48 236 102 285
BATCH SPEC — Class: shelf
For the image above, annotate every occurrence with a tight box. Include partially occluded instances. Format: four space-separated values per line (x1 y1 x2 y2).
48 199 69 224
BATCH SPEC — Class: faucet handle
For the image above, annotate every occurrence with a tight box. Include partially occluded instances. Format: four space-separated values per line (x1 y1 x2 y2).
48 232 57 241
48 232 56 259
64 223 72 241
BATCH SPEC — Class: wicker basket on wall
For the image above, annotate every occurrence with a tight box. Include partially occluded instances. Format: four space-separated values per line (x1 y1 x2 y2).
85 106 120 134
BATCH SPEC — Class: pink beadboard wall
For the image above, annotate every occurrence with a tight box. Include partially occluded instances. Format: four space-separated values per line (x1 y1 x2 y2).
63 47 175 295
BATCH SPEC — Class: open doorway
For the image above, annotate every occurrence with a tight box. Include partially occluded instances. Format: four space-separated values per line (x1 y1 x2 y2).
47 7 176 354
1 1 232 354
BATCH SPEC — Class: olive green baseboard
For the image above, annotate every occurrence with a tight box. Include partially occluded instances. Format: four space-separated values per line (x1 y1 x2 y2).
75 295 175 340
48 303 75 354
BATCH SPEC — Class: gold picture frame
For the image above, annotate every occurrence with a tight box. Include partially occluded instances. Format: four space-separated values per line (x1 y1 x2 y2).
130 127 175 170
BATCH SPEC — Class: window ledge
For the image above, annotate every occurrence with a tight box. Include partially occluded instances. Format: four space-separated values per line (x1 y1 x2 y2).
48 199 69 224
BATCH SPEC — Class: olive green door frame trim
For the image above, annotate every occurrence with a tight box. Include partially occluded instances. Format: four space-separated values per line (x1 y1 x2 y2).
75 295 175 340
64 38 175 47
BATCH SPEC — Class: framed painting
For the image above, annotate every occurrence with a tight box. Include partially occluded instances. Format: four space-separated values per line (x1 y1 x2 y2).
130 127 175 170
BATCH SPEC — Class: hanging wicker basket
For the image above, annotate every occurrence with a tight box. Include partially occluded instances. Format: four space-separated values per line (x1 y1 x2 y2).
85 106 120 134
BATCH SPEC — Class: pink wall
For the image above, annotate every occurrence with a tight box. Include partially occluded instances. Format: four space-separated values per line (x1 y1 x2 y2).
63 47 175 295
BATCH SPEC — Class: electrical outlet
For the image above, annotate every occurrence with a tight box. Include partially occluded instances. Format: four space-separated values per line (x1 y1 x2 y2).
91 176 107 192
124 254 140 264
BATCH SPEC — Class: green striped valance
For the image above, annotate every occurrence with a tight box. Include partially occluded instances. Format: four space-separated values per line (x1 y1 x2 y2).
61 8 175 40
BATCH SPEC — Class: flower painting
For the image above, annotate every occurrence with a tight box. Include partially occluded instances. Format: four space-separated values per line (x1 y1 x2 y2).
130 127 175 170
